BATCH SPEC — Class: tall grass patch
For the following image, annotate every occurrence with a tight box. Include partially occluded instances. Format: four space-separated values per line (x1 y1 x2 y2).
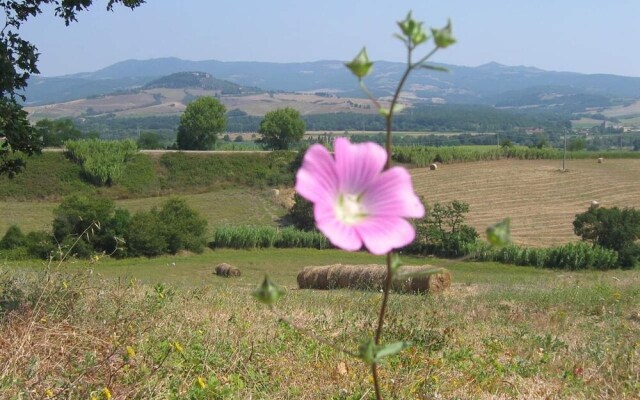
210 226 330 249
65 139 138 186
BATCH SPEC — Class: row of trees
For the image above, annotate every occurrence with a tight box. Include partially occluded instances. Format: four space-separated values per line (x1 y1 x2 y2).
175 97 305 150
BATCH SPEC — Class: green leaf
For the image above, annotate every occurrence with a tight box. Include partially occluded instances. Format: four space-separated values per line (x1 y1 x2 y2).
374 341 412 360
393 33 408 44
432 19 456 48
252 275 285 305
378 104 405 117
421 64 449 73
357 338 413 365
345 47 374 79
486 218 511 247
358 338 376 365
397 11 415 37
378 108 390 117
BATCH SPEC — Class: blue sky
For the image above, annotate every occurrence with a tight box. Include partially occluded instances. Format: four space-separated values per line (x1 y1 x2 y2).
21 0 640 77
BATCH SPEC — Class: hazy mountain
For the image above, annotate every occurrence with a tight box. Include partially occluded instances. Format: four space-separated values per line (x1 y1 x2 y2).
143 71 262 94
24 57 640 108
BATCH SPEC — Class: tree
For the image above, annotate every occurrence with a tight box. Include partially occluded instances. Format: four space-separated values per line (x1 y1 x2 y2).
136 131 164 149
176 97 226 150
34 118 82 147
567 137 586 151
0 0 145 177
574 206 640 268
258 107 306 150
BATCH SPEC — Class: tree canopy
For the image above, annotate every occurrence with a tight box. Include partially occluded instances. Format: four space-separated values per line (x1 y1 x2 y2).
176 97 226 150
0 0 145 176
258 107 306 150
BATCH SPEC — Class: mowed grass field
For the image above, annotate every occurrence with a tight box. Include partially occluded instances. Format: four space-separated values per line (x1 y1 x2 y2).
0 188 285 235
412 158 640 247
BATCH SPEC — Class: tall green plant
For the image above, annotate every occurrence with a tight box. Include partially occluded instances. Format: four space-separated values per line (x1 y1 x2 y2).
65 139 138 186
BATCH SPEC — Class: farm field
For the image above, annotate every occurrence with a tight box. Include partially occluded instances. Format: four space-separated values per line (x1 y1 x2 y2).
2 249 639 399
412 158 640 247
0 188 285 235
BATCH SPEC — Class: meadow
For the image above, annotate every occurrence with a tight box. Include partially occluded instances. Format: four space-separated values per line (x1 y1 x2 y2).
1 150 639 399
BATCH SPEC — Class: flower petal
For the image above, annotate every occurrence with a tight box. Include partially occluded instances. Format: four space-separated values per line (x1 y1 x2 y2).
295 144 338 203
334 138 387 194
356 216 416 255
363 167 424 218
314 202 363 251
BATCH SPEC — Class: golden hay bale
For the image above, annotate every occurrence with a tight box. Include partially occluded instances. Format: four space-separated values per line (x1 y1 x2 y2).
597 157 604 163
429 163 438 170
297 264 451 294
214 263 241 277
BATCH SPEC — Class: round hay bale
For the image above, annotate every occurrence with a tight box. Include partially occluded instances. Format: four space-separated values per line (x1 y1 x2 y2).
590 200 600 208
215 263 241 277
597 157 604 164
429 163 438 170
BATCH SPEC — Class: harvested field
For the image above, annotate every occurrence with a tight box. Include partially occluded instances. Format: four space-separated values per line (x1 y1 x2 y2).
411 158 640 247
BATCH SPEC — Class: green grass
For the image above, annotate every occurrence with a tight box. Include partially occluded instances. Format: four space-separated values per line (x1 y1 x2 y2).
1 249 638 399
0 188 285 236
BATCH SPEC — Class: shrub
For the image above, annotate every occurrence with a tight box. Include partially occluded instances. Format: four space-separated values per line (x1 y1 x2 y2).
287 193 316 231
25 231 56 260
157 198 208 254
126 211 166 257
574 206 640 268
0 225 26 250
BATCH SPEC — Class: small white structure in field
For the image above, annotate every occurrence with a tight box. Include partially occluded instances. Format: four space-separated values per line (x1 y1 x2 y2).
429 163 438 170
591 200 600 208
597 157 604 164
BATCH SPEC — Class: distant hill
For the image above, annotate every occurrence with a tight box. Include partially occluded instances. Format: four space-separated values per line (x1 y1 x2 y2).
143 72 262 94
23 58 640 114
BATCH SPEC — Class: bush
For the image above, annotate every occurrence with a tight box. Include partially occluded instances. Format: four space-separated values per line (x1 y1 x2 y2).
408 199 478 257
157 198 208 254
126 211 166 257
574 206 640 268
25 231 56 260
287 193 316 231
0 225 26 250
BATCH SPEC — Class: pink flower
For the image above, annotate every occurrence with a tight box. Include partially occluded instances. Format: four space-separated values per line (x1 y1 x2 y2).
295 138 425 255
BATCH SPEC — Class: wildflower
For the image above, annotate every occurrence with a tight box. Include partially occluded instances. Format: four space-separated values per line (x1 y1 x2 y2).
45 388 54 397
197 376 207 389
174 341 183 353
126 345 136 358
295 138 424 255
102 387 112 400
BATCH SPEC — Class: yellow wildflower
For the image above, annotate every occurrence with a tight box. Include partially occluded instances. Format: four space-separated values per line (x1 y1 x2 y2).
102 387 112 400
45 388 54 397
197 376 207 389
174 341 183 353
126 346 136 358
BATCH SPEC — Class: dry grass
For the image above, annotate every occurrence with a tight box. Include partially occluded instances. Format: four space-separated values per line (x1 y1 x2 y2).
411 158 640 247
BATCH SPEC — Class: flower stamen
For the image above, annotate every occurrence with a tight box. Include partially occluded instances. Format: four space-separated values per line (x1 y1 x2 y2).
335 193 368 225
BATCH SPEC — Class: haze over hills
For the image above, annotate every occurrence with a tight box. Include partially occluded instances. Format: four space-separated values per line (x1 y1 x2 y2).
24 57 640 113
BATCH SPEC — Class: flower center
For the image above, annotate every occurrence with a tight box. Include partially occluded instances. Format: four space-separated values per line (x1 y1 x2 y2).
335 193 368 225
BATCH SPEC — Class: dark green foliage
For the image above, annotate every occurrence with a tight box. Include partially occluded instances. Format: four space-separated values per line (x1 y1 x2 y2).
125 211 166 257
0 0 145 176
53 195 115 244
408 200 478 257
136 131 165 149
258 107 306 150
24 231 56 260
567 137 587 151
0 225 26 250
210 226 330 250
126 199 208 257
157 198 208 254
574 206 640 268
35 118 82 147
177 96 226 150
287 193 316 231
